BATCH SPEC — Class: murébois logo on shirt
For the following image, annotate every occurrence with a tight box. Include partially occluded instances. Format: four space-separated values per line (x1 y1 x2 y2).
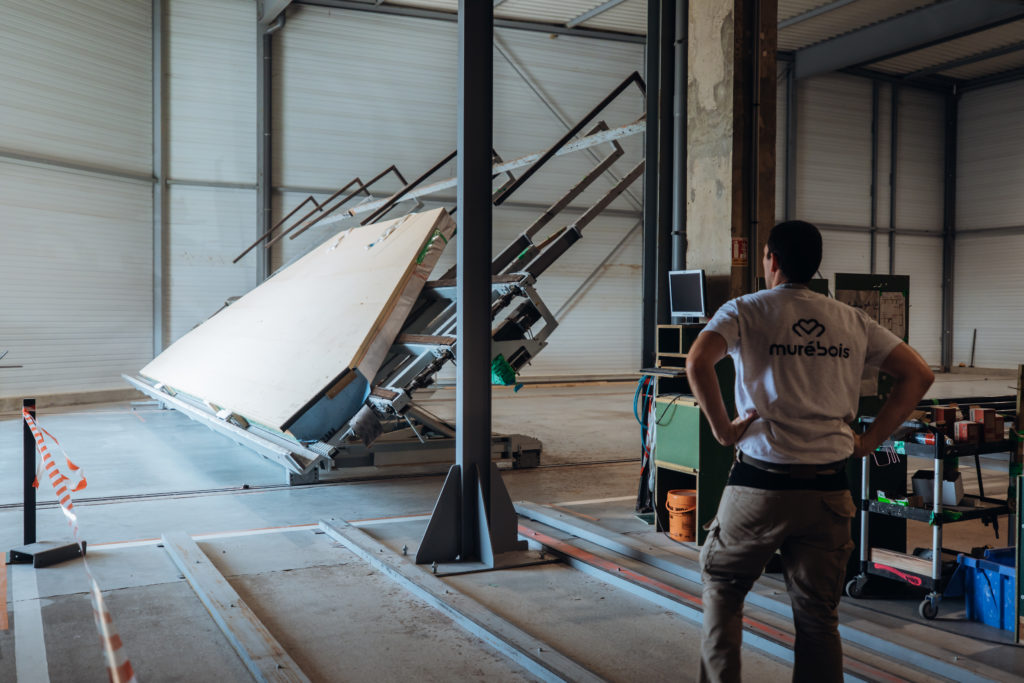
768 318 851 358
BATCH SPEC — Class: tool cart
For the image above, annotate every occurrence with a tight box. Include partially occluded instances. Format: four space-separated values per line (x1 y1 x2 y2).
845 417 1013 619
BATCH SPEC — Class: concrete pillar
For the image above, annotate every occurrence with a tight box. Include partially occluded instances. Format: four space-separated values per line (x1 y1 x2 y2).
686 0 776 305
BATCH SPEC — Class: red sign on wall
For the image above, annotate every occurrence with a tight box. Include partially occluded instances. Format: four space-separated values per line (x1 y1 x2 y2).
731 237 749 267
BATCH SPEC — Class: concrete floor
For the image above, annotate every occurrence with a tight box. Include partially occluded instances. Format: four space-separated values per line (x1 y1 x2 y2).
0 372 1021 681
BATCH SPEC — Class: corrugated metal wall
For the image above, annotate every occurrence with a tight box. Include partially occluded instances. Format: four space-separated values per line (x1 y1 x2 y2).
954 80 1024 368
0 0 153 402
782 72 944 364
892 88 944 364
795 73 873 228
272 6 644 378
165 0 258 347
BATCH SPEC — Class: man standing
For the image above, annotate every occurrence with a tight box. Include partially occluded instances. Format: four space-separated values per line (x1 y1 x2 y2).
685 220 934 683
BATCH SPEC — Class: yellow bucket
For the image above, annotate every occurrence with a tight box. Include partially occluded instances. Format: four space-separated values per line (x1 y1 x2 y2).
666 489 697 542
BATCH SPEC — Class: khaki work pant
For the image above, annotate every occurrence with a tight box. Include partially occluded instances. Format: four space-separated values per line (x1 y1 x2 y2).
698 485 857 683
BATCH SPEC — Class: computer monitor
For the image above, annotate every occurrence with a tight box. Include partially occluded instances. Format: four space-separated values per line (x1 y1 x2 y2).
668 269 707 318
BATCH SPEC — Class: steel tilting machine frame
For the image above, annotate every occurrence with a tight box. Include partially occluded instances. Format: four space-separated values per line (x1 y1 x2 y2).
128 73 647 484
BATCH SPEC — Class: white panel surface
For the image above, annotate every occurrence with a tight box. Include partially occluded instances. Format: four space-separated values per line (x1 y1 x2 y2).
957 81 1024 231
953 233 1024 368
168 0 257 183
873 231 890 275
818 229 871 291
894 234 942 365
0 162 152 399
0 0 151 175
895 88 944 232
166 186 258 346
796 74 872 228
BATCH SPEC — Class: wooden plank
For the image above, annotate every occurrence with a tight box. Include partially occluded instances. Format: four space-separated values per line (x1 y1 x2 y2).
162 531 309 683
870 548 932 576
318 520 602 683
141 209 454 432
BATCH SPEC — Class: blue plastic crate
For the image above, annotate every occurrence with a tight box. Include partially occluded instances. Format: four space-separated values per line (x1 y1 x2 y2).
956 552 1016 631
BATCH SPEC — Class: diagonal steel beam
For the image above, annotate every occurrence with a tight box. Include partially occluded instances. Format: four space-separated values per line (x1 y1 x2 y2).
315 119 645 226
794 0 1024 79
494 34 642 211
566 0 629 28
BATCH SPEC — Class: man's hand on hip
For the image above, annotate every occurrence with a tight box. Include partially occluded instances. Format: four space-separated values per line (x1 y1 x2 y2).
713 411 759 446
852 433 874 459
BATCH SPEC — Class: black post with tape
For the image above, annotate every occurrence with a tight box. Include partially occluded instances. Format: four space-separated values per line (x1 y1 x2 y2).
23 397 36 545
7 398 85 568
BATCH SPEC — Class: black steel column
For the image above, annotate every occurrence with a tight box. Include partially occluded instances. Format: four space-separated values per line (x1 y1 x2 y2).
641 0 661 368
941 89 958 372
152 0 166 355
889 85 898 275
256 16 282 283
23 398 36 546
642 0 674 363
671 0 688 271
784 63 797 221
656 0 675 300
456 0 493 560
869 81 879 274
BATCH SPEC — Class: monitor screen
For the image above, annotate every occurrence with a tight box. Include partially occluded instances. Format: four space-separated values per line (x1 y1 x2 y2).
668 269 707 318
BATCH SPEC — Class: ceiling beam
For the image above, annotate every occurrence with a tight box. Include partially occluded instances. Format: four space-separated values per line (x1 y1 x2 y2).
903 38 1024 79
778 0 859 29
960 63 1024 91
794 0 1024 79
296 0 645 43
566 0 629 28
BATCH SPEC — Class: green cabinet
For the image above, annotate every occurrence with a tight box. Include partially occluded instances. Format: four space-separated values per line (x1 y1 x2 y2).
652 360 735 545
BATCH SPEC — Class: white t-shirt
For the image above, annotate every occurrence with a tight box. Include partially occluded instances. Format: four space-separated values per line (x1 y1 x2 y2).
703 284 903 464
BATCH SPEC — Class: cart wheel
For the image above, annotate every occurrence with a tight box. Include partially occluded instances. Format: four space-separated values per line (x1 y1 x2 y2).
918 598 938 620
845 578 865 599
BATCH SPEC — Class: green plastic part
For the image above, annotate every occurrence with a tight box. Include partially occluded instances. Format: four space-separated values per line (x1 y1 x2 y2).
491 353 517 386
415 229 449 264
927 509 963 525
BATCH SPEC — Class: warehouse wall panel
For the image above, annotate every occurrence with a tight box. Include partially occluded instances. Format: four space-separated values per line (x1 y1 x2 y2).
168 0 257 183
819 229 871 290
894 234 942 365
795 74 873 228
0 0 151 175
958 80 1024 230
895 88 944 233
0 162 152 399
273 6 644 208
165 186 258 346
953 233 1024 368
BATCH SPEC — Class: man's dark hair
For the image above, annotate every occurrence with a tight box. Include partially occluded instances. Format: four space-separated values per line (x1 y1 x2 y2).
766 220 822 284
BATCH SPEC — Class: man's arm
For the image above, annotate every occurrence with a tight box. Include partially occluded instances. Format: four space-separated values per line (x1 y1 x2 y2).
854 342 935 458
685 331 758 446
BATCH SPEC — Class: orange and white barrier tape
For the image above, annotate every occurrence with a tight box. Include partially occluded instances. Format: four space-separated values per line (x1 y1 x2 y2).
23 408 137 683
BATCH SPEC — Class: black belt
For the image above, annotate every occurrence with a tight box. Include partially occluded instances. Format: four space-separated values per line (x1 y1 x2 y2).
737 452 847 478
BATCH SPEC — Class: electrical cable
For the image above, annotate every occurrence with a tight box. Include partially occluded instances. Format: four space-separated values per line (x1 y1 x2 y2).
655 393 689 425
